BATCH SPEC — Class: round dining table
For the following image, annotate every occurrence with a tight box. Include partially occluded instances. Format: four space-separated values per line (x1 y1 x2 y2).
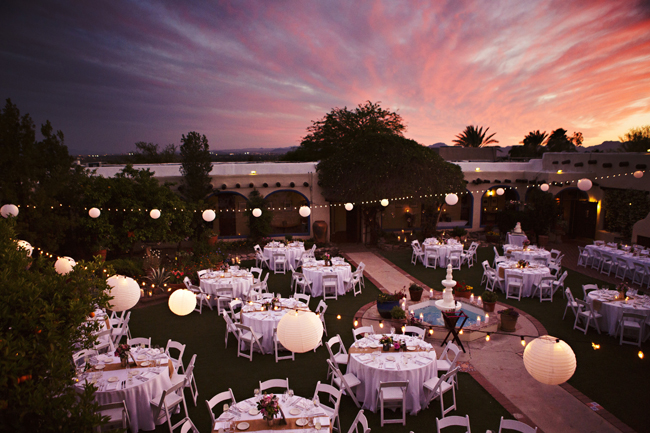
587 289 650 335
240 297 309 354
264 242 305 269
422 240 463 267
347 334 437 415
503 245 551 265
496 261 552 297
301 260 352 297
76 349 174 432
214 395 331 432
200 269 254 299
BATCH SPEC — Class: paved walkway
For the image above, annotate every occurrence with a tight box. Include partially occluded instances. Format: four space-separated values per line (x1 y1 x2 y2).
341 245 628 433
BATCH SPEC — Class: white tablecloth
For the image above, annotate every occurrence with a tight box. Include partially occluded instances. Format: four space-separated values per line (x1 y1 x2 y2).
347 335 437 415
506 233 528 247
585 245 650 269
302 261 352 297
503 245 551 265
422 241 463 267
264 244 305 269
79 350 174 432
240 298 309 353
587 290 650 335
200 270 254 299
497 262 551 297
214 396 330 432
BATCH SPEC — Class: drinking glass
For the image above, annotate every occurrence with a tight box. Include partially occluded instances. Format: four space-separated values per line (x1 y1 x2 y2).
254 388 260 399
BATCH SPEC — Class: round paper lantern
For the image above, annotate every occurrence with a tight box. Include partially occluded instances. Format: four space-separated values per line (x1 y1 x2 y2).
577 178 592 191
202 209 216 222
252 208 262 218
277 310 324 353
150 209 161 219
344 203 354 211
634 170 643 179
496 188 505 196
299 206 311 218
106 275 141 312
523 335 576 385
1 204 19 218
380 199 389 207
16 240 33 257
89 207 101 218
445 193 458 206
168 289 196 316
540 183 550 192
54 256 76 275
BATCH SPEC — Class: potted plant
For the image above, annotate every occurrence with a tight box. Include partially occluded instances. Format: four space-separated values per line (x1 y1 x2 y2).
498 308 520 332
208 229 220 246
408 283 424 302
376 290 406 319
453 281 473 299
481 291 498 312
390 305 407 332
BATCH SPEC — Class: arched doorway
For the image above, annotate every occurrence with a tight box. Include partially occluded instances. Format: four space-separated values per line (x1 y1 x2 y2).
555 187 595 239
438 190 473 229
206 192 249 237
480 186 520 227
264 190 310 236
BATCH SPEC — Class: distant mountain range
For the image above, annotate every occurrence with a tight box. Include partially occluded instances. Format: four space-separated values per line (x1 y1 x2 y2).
428 140 622 156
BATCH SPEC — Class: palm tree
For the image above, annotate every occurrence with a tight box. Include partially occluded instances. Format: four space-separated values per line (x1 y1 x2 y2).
452 125 498 147
509 130 548 158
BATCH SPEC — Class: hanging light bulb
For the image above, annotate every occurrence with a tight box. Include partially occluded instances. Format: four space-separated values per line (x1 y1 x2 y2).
202 209 216 222
540 183 549 192
486 333 491 342
336 314 341 320
345 203 354 211
89 207 101 218
577 178 592 191
379 320 384 329
521 337 526 347
252 208 262 217
150 209 161 219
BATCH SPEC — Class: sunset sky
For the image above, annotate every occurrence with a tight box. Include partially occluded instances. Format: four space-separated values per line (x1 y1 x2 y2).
1 0 649 154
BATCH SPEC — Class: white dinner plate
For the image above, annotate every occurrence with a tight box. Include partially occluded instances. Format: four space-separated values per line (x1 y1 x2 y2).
407 346 416 351
237 422 250 430
368 343 380 349
94 363 105 370
137 354 147 360
385 356 395 361
295 419 308 427
289 408 301 416
140 361 150 367
107 376 119 383
248 408 259 416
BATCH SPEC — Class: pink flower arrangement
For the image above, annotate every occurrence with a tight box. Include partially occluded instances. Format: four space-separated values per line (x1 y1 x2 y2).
257 394 280 419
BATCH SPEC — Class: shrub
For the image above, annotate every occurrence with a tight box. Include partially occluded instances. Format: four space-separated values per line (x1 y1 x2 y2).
106 258 143 279
481 291 498 302
390 305 406 320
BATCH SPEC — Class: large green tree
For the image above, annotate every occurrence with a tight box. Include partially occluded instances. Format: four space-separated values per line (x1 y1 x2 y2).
0 218 111 432
131 141 177 164
619 125 650 152
452 125 498 148
545 128 583 152
179 131 213 202
282 101 405 162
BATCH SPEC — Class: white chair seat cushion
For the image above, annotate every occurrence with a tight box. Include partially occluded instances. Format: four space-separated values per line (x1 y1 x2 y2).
423 377 453 394
334 373 361 389
622 320 641 329
334 353 348 365
151 391 183 408
380 387 405 401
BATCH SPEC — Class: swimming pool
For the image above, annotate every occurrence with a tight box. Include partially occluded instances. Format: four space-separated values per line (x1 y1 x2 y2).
412 301 486 327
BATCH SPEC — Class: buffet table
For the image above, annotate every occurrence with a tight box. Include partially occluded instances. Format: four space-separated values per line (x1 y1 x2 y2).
347 334 437 415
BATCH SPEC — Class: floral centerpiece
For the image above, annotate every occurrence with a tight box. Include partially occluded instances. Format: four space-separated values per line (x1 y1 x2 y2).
523 240 530 249
379 335 393 351
322 253 331 266
257 393 280 422
616 282 629 299
114 343 131 367
517 260 529 268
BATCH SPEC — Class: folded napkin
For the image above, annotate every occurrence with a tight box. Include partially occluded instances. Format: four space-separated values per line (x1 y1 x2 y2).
356 354 372 363
314 416 330 426
414 358 428 366
296 400 311 411
219 412 235 421
236 401 252 411
105 382 118 391
214 421 231 431
384 361 396 370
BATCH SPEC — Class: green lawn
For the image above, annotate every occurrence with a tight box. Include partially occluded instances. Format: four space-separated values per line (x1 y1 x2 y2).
380 247 649 432
129 261 511 433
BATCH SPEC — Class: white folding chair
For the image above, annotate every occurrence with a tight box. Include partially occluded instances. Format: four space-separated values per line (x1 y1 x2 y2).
436 415 471 432
377 380 408 426
346 409 370 433
172 353 199 406
436 342 461 375
313 381 342 433
352 326 374 341
632 263 650 287
197 269 208 279
326 335 348 378
150 379 191 433
214 285 233 314
424 367 459 417
179 419 199 433
357 262 366 289
425 247 439 269
250 267 263 284
127 337 151 348
228 299 242 322
600 253 616 276
531 276 554 302
577 246 590 268
493 247 506 267
256 251 270 270
505 275 523 301
590 249 603 270
293 293 311 305
223 311 239 348
316 299 328 337
563 288 579 320
165 339 186 374
617 312 645 346
322 274 339 301
296 273 313 295
235 323 265 360
206 389 237 431
73 349 97 368
111 311 131 345
615 258 632 280
259 377 290 394
404 326 425 339
93 329 115 354
326 359 361 408
498 416 537 433
273 328 295 362
94 401 131 433
574 299 602 335
411 242 425 265
273 252 287 274
582 284 599 300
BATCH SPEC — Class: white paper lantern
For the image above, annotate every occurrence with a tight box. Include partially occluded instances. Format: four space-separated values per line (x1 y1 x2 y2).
634 170 644 179
523 335 576 385
445 193 458 206
89 207 101 218
277 310 324 353
540 183 550 192
150 209 161 219
1 204 19 218
252 208 262 218
168 289 196 316
380 199 389 207
16 240 33 257
299 206 311 218
344 203 354 211
106 275 141 312
577 178 592 191
202 209 216 222
496 188 505 196
54 256 76 275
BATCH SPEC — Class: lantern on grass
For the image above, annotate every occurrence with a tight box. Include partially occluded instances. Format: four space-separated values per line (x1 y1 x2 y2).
150 209 161 219
1 204 19 218
344 203 354 211
252 208 262 218
577 178 592 191
496 188 505 196
202 209 216 222
540 183 550 192
168 289 197 316
299 206 311 218
16 240 33 257
523 335 576 385
106 275 141 312
54 256 76 275
89 207 101 218
277 310 323 353
445 193 458 206
634 171 643 179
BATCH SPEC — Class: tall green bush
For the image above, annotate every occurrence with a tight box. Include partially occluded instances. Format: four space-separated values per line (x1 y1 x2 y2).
604 189 650 240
